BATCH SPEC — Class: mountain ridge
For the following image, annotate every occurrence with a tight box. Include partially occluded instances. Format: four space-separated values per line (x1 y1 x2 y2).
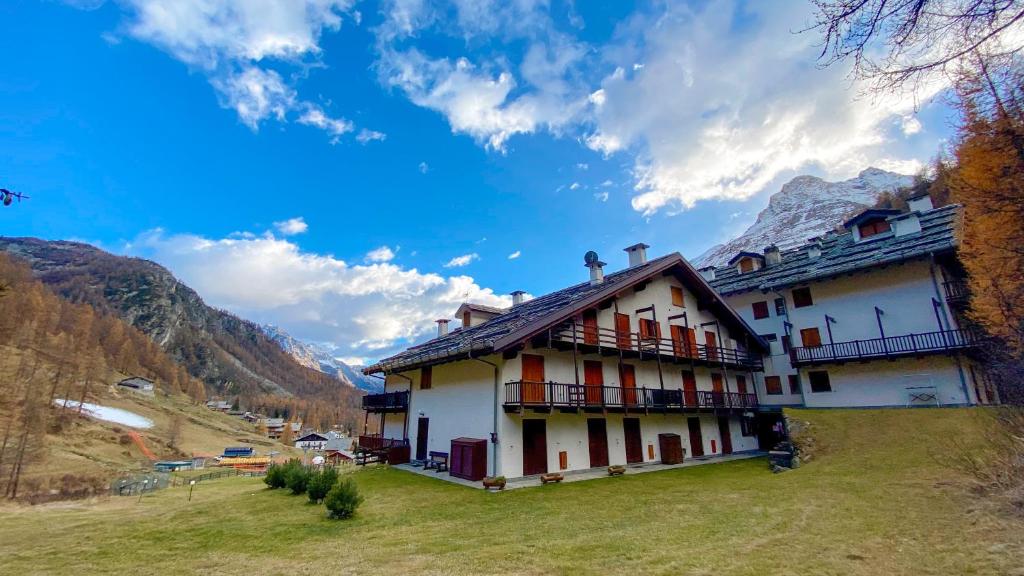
262 324 384 393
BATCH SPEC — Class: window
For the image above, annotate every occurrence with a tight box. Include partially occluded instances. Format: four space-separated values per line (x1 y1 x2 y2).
788 374 801 395
740 417 756 437
761 333 777 341
638 318 659 339
462 311 471 327
792 287 813 308
808 371 832 393
858 219 891 238
765 376 783 395
735 375 748 394
774 297 787 316
781 334 792 354
420 366 432 390
671 286 685 307
739 258 754 273
752 301 769 319
800 327 822 348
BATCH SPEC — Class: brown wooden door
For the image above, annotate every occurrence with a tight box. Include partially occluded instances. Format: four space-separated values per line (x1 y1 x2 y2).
682 370 697 406
584 360 604 404
582 309 599 345
687 328 699 357
687 417 705 457
711 373 725 407
620 364 637 406
522 354 545 403
705 330 718 360
736 375 748 395
522 419 548 475
587 419 609 467
671 325 685 357
615 313 632 349
415 417 429 461
800 327 822 347
623 418 643 464
718 417 733 454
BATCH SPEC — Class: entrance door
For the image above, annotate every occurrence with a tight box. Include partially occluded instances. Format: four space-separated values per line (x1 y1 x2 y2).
623 418 643 464
415 417 429 461
615 313 632 349
584 360 604 404
687 417 705 457
620 364 638 406
587 419 609 467
682 370 697 406
522 419 548 475
711 373 725 407
522 354 546 404
705 331 718 361
583 309 599 345
718 416 733 455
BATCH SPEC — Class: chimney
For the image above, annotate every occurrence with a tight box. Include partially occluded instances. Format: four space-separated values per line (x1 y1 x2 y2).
511 290 526 306
584 251 607 285
435 319 449 338
806 239 822 260
623 243 650 267
698 266 716 281
907 192 933 212
763 244 781 266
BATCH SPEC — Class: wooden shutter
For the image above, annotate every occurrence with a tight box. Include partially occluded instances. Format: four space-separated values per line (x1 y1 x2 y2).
671 286 685 307
420 366 432 390
583 360 604 404
800 327 822 348
765 376 783 395
582 309 598 345
522 354 545 403
752 301 769 319
615 313 632 349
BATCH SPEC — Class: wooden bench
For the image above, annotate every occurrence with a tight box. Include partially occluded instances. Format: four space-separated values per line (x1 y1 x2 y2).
425 451 449 473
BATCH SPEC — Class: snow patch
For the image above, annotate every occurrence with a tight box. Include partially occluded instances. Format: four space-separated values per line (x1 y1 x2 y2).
54 399 154 429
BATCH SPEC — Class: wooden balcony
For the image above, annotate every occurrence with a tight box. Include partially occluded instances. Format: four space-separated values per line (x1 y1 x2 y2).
362 390 410 413
548 322 764 371
357 434 409 450
356 435 410 466
943 280 970 307
790 328 980 366
503 381 759 414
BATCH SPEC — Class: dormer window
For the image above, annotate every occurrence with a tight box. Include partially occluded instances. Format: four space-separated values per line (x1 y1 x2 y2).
739 258 755 273
843 209 900 242
728 251 765 274
858 219 891 238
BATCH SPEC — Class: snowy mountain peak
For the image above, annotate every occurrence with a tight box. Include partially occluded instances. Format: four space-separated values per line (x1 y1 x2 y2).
261 325 384 393
697 168 914 266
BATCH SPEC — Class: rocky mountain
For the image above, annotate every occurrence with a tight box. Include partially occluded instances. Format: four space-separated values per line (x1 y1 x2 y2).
262 325 384 393
697 168 915 266
0 237 363 427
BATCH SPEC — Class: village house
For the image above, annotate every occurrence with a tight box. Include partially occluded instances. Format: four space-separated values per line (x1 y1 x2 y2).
704 194 996 409
205 400 232 412
117 376 155 395
362 245 771 480
294 432 329 451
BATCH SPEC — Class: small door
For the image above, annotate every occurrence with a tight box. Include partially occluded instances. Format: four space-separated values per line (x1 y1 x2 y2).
718 416 733 455
615 313 632 349
687 328 699 357
620 364 638 406
623 418 643 464
522 354 546 403
705 330 718 360
582 309 599 345
587 419 609 468
522 419 548 476
415 417 429 461
687 417 705 458
711 373 725 406
682 370 697 406
671 325 686 357
800 327 822 348
736 375 748 395
584 360 604 404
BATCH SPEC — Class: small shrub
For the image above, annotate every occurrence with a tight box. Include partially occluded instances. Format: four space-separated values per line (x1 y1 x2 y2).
284 463 311 495
307 467 339 504
325 477 363 519
264 463 287 489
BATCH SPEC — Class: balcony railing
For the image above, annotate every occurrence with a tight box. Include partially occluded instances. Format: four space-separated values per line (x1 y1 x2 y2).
790 328 980 366
361 390 410 413
550 322 763 371
943 280 970 306
503 381 758 412
357 434 409 451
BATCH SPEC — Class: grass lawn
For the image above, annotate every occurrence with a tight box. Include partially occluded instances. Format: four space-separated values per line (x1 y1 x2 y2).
1 408 1022 575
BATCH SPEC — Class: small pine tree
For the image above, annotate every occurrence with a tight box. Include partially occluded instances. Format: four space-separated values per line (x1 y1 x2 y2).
284 461 310 495
264 463 287 489
307 466 339 504
324 477 363 519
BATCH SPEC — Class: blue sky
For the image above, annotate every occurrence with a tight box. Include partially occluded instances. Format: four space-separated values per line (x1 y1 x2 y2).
0 0 955 364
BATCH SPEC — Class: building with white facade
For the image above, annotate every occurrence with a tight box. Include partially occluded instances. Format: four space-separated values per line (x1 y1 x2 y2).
704 195 995 409
362 246 773 480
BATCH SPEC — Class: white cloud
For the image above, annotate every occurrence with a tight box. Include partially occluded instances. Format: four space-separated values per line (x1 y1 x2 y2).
418 161 429 173
297 104 354 143
356 128 387 143
127 229 509 357
365 245 396 262
593 191 609 202
576 162 588 170
568 182 581 190
901 115 923 136
274 217 309 236
507 250 521 259
443 253 479 268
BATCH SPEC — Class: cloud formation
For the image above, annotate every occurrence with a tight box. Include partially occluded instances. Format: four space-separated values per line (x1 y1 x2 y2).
443 253 479 268
365 245 396 262
273 216 309 236
507 250 521 260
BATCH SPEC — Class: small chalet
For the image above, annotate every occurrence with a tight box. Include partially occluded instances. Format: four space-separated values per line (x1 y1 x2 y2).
294 432 329 451
117 376 155 395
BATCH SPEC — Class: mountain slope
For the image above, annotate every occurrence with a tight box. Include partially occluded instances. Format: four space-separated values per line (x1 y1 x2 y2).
0 238 363 428
262 325 384 393
697 168 915 266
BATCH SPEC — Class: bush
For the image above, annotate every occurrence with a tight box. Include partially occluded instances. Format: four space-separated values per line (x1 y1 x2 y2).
284 462 310 495
325 477 363 519
264 463 287 489
307 467 339 504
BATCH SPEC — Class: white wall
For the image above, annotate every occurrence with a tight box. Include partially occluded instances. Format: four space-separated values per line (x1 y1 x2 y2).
798 355 972 407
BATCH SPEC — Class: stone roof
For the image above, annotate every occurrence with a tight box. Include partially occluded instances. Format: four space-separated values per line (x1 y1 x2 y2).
709 204 960 296
365 253 768 375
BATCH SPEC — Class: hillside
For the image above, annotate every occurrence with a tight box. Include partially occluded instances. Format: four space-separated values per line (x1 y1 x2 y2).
697 167 915 266
263 325 384 393
0 238 363 430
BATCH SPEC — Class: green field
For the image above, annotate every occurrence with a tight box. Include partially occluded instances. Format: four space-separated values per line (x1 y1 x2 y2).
1 408 1022 575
